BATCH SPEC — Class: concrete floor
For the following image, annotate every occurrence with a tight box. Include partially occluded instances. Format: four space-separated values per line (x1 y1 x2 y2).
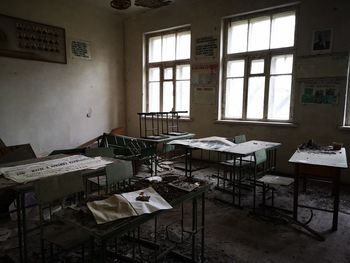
1 161 350 262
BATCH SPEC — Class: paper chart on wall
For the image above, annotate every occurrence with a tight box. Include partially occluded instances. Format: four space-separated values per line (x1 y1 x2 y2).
0 155 113 183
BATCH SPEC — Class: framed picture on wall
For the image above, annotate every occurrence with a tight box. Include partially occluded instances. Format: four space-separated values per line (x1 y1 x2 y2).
311 29 333 54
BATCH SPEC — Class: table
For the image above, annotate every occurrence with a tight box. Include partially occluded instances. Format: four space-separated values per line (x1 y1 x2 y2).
289 148 348 231
56 180 209 262
168 137 281 206
0 154 113 263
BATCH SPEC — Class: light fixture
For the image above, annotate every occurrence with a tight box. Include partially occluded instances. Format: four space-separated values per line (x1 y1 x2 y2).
110 0 131 10
110 0 173 10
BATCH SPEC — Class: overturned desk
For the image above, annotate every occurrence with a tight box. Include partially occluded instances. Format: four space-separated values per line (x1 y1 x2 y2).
289 148 348 231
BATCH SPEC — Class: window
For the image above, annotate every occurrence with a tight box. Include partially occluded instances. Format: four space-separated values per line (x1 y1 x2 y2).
145 27 191 117
221 9 296 122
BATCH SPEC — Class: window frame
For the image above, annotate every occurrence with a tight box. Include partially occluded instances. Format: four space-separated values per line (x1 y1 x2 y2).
220 7 297 123
144 26 191 117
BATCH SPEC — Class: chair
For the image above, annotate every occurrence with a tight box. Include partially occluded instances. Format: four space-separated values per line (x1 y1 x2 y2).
251 149 267 212
35 172 90 263
105 159 134 193
257 175 294 212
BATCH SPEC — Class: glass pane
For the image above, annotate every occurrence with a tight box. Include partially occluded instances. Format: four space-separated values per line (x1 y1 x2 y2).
268 75 292 120
176 31 191 59
164 68 173 80
224 78 244 118
163 81 174 112
149 36 161 63
176 80 190 113
270 54 293 74
248 16 271 51
176 64 190 80
227 20 248 54
247 77 265 119
149 67 160 81
271 12 296 49
148 82 160 112
250 59 264 74
227 60 245 77
162 33 175 61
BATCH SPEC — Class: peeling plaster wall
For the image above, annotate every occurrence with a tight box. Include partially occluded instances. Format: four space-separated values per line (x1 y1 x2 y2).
124 0 350 180
0 0 125 156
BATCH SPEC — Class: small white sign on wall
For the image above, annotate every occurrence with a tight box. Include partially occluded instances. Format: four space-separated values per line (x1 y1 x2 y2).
71 39 91 60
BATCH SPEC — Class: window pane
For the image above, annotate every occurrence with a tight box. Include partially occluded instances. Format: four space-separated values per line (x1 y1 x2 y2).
162 33 175 61
271 54 293 74
247 77 265 119
225 78 244 118
268 75 292 120
227 60 245 77
250 59 264 74
149 36 161 63
149 82 160 112
176 31 191 59
176 80 190 113
163 81 174 112
227 20 248 54
271 12 295 49
248 16 271 51
149 67 160 81
176 64 190 80
164 68 173 80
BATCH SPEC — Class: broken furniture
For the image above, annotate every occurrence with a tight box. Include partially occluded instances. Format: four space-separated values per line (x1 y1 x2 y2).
35 172 90 262
55 178 209 262
137 111 189 139
98 133 157 175
289 147 348 231
0 154 113 263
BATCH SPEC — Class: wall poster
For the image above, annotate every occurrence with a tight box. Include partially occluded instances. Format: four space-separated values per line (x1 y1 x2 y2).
300 77 345 105
191 63 219 105
195 36 218 58
0 14 66 64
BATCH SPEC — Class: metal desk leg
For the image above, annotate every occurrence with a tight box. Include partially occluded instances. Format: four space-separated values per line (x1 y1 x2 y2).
333 171 340 231
293 165 299 221
189 149 193 178
21 193 28 263
185 148 188 177
201 192 205 263
16 193 23 263
238 157 242 207
192 197 197 261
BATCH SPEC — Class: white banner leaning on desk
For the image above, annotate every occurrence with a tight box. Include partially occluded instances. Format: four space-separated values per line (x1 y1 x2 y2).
0 155 113 183
87 187 173 224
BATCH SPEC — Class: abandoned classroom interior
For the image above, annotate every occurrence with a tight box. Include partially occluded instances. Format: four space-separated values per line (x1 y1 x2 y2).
1 0 350 262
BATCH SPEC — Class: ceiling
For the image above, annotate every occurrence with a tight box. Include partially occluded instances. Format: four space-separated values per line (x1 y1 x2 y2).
85 0 176 15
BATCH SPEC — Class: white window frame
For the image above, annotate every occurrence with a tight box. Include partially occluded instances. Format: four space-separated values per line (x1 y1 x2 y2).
220 7 297 123
144 26 191 117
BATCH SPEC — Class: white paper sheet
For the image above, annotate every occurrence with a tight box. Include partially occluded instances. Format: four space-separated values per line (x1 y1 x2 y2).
0 155 113 183
87 187 172 224
121 187 173 215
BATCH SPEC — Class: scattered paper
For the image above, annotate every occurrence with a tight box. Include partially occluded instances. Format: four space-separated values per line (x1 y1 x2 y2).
168 181 200 192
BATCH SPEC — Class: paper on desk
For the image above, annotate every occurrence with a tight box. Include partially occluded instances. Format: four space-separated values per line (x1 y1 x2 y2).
168 136 236 152
87 195 138 224
0 155 113 184
87 187 172 224
121 187 173 215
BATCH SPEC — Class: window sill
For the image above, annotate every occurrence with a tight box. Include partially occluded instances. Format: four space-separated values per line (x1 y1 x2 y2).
215 119 297 127
339 126 350 131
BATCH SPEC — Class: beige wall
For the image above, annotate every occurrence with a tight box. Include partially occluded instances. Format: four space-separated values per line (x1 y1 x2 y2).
124 0 350 179
0 0 125 156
